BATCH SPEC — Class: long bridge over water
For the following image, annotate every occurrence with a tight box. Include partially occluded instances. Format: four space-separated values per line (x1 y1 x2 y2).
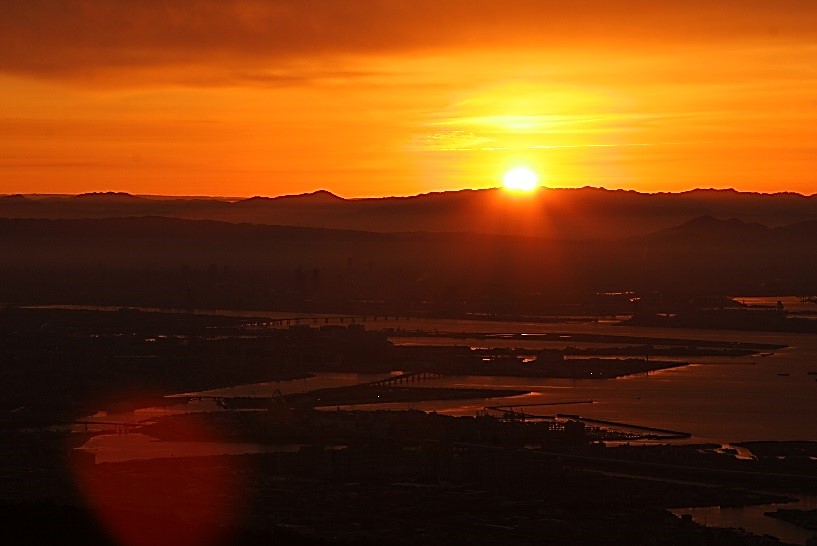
362 371 444 387
242 315 412 328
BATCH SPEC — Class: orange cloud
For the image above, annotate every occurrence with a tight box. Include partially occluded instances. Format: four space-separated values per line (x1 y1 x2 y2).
2 1 816 196
3 1 817 84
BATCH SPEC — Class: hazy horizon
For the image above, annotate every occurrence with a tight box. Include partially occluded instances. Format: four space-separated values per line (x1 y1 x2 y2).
5 185 817 201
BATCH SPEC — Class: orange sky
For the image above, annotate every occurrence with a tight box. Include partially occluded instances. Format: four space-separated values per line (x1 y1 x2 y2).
2 1 816 197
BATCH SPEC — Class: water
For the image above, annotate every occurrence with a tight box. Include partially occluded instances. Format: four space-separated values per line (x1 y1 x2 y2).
671 496 817 546
329 361 817 444
333 319 817 444
71 312 817 542
78 317 817 450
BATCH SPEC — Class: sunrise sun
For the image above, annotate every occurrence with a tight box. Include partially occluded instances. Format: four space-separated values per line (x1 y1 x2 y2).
502 167 539 192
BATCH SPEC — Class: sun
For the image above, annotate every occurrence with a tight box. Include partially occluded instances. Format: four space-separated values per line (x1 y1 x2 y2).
502 167 539 192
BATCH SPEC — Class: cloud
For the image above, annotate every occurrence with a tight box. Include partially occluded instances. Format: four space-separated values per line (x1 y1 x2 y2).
410 131 496 152
2 0 816 84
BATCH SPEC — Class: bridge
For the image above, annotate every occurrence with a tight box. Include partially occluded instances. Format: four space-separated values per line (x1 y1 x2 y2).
241 315 411 328
485 400 595 420
71 420 144 434
362 371 444 387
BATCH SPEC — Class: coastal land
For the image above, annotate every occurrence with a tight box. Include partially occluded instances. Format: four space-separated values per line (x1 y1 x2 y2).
2 306 816 545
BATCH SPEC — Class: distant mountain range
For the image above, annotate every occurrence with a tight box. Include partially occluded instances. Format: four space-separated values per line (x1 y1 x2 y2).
3 187 817 240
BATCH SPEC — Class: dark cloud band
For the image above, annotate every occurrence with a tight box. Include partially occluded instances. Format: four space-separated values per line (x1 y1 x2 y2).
2 0 815 81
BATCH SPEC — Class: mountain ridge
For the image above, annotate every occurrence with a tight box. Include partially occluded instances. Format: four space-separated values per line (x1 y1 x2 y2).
3 186 817 240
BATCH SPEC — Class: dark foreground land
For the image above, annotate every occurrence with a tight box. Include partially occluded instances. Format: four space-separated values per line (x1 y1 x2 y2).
766 509 817 532
1 306 815 545
2 423 815 546
0 466 793 546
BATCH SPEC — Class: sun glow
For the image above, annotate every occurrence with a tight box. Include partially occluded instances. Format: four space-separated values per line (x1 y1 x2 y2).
503 167 539 192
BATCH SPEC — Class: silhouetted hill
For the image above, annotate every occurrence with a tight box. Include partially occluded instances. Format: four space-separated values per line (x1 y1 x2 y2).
3 187 817 240
773 220 817 243
637 215 817 248
0 194 29 202
239 189 344 204
72 191 146 201
638 215 772 243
